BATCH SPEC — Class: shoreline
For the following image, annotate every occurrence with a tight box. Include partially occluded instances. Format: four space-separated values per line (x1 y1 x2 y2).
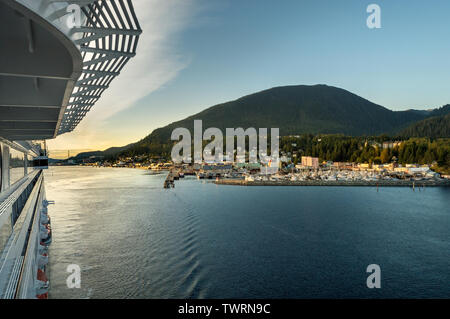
215 179 450 187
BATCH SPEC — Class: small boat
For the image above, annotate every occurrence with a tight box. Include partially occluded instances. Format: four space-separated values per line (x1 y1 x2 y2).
197 173 205 179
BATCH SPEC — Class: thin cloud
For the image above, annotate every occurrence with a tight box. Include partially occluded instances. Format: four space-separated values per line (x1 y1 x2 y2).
48 0 198 151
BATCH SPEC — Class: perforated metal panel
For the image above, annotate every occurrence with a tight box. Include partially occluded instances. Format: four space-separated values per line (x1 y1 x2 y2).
57 0 142 134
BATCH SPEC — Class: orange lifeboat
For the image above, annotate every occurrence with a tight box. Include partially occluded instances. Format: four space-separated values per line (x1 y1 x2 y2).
37 269 48 282
36 292 48 299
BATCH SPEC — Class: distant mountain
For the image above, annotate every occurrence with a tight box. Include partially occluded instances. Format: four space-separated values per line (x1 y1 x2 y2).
69 143 136 160
400 112 450 138
428 104 450 117
128 85 448 149
81 85 449 157
48 158 63 164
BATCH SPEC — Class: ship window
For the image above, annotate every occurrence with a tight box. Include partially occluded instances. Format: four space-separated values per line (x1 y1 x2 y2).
33 158 49 168
0 217 12 253
27 154 33 169
9 148 25 186
0 143 2 192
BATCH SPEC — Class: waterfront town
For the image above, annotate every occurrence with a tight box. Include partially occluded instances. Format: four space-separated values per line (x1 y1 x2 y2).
53 149 450 188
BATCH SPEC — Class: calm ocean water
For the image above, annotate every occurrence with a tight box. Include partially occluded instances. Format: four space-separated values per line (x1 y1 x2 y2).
44 166 450 299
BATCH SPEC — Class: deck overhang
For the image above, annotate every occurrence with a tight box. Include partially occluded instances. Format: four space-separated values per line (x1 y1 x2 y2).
0 0 141 141
0 0 83 141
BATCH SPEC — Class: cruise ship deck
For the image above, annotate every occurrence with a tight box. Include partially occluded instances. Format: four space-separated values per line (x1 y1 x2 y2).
0 0 141 298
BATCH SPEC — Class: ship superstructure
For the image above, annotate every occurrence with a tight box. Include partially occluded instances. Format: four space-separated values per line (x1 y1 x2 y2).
0 0 141 298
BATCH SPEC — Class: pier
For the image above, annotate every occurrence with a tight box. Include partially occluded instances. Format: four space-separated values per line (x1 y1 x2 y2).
163 169 181 188
163 172 175 188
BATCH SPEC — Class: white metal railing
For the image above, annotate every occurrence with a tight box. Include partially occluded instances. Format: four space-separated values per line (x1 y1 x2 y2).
0 170 40 220
0 171 43 298
16 178 45 298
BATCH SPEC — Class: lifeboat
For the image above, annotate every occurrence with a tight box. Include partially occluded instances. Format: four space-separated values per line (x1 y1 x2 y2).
37 269 48 282
39 246 48 255
41 214 50 224
40 222 51 232
36 285 49 294
40 222 52 240
36 292 48 299
36 268 49 289
38 253 49 266
40 229 50 240
39 241 48 247
40 234 52 245
41 207 48 216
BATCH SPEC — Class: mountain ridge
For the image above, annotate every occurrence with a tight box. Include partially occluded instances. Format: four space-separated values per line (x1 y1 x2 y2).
140 84 447 143
70 84 449 159
66 143 136 160
400 112 450 138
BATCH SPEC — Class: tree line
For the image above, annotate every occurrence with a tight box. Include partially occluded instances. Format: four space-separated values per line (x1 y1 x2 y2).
117 134 450 174
280 135 450 173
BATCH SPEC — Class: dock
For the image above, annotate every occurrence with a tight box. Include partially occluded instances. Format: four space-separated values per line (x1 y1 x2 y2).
163 169 183 188
163 170 176 188
215 179 450 187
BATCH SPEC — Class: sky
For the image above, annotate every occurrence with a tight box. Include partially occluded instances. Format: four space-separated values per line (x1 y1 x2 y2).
48 0 450 158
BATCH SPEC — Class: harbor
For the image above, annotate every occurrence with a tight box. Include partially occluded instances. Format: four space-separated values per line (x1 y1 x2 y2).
215 178 450 187
44 166 450 299
157 158 450 188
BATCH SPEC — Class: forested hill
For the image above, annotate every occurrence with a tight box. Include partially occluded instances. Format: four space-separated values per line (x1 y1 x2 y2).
400 112 450 138
123 85 448 155
67 143 136 160
74 85 449 158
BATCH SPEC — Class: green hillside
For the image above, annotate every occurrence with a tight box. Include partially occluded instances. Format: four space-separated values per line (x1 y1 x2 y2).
400 113 450 138
124 85 443 155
